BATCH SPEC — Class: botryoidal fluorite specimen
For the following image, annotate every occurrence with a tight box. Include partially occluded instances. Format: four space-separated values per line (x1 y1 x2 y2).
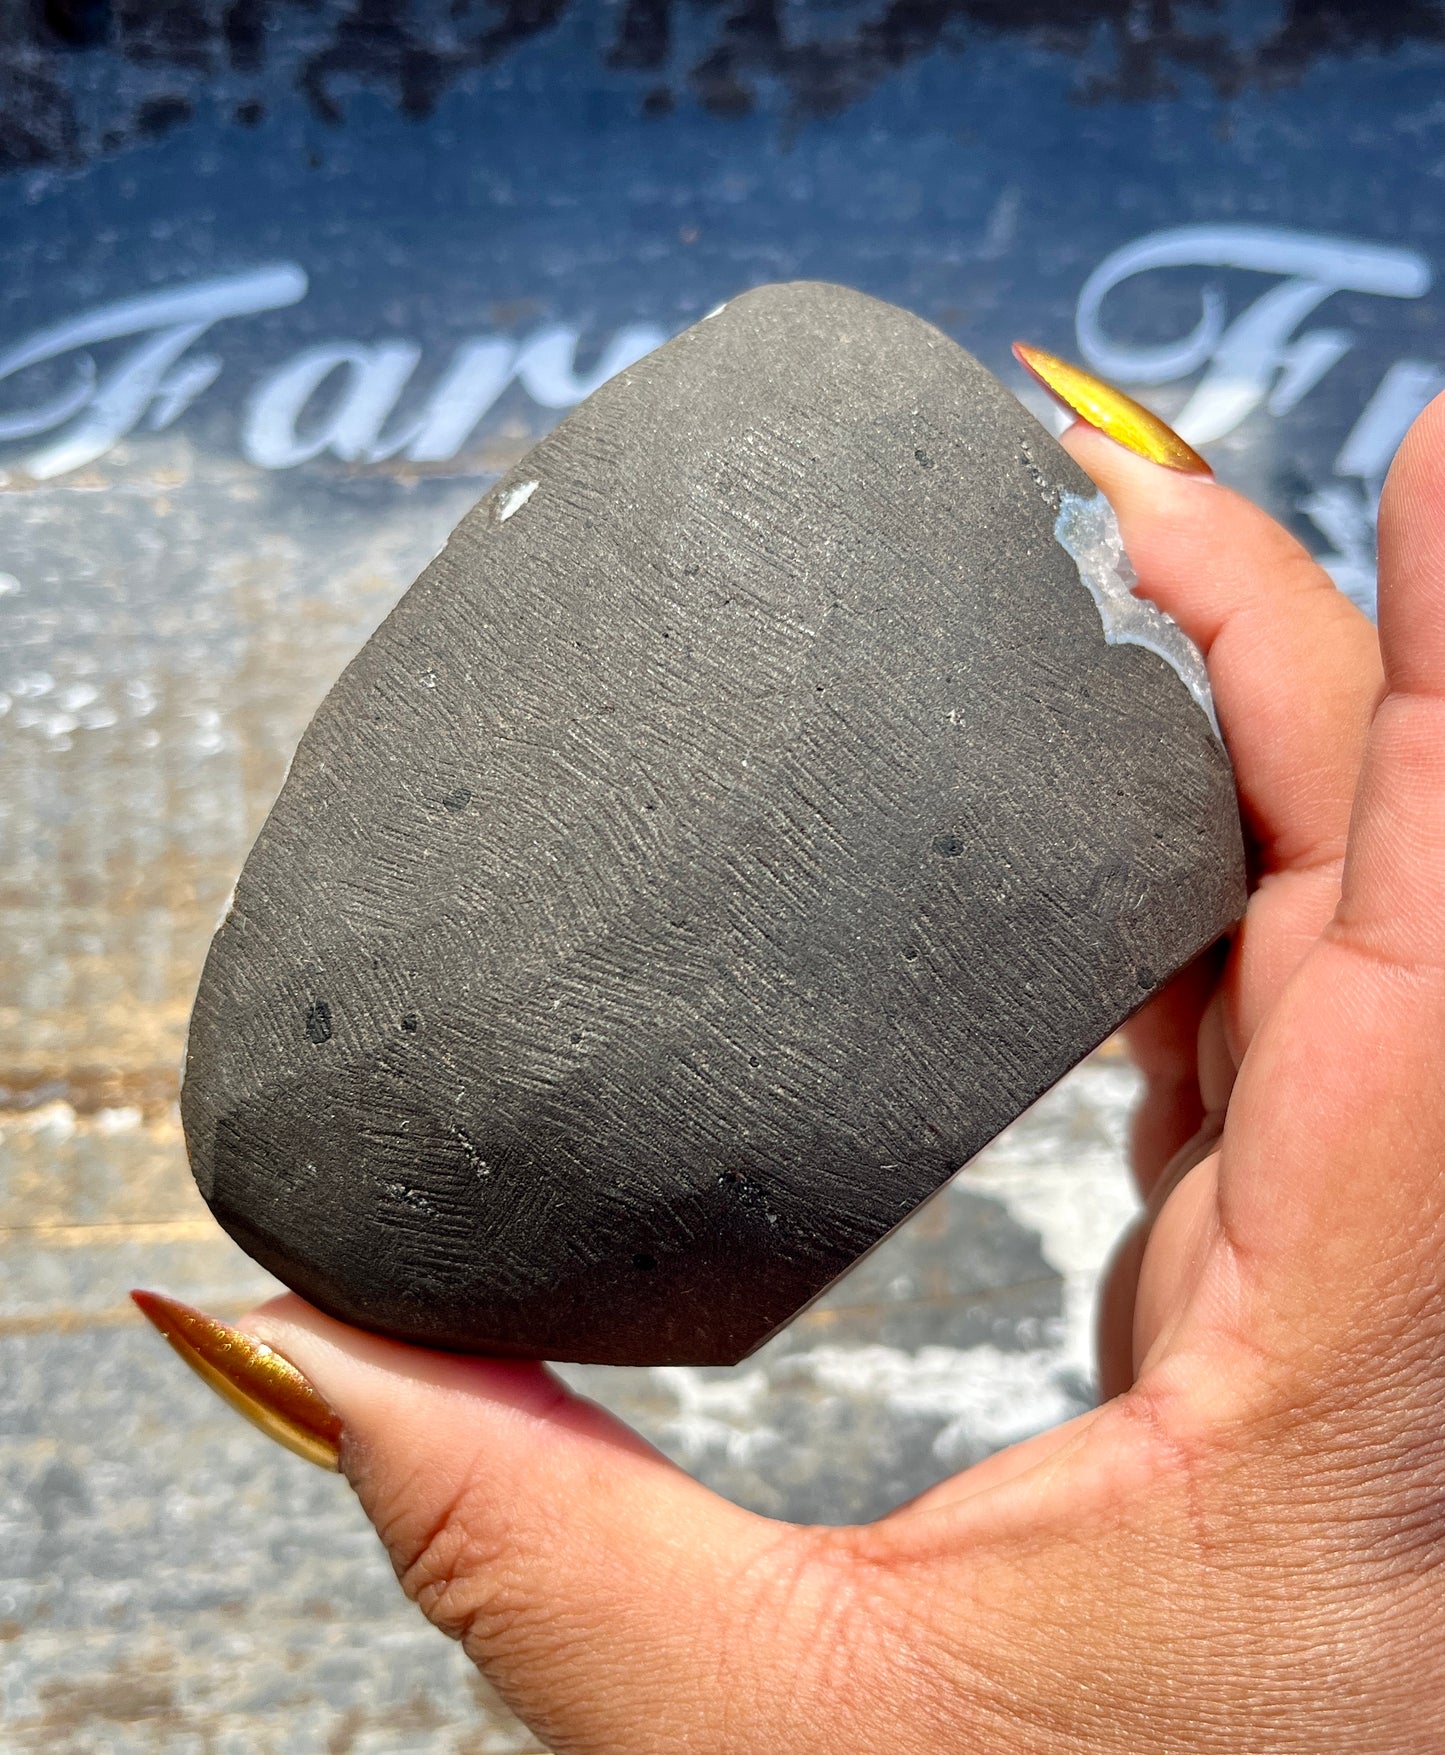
182 282 1245 1366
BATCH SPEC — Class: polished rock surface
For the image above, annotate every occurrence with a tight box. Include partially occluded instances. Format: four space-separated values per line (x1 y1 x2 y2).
182 282 1242 1364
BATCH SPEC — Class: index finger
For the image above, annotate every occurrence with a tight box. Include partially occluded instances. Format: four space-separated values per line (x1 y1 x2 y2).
1059 425 1383 1050
1059 426 1382 881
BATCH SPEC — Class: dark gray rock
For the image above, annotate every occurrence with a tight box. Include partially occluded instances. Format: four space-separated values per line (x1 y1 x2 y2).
181 282 1244 1365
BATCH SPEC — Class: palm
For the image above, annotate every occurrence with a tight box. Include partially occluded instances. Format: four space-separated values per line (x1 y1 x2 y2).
252 405 1445 1752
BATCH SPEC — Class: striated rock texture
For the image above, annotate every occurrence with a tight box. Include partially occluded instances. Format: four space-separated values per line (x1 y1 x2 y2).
181 282 1245 1366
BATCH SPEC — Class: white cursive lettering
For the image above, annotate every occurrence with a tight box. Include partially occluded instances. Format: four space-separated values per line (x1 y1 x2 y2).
240 322 666 469
400 339 516 463
1333 359 1445 483
0 265 308 479
1076 225 1431 444
241 340 422 468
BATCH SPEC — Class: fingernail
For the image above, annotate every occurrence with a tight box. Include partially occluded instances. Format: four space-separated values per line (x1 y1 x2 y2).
131 1289 342 1471
1013 343 1213 476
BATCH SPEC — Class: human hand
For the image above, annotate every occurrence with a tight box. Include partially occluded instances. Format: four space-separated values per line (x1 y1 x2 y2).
138 367 1445 1753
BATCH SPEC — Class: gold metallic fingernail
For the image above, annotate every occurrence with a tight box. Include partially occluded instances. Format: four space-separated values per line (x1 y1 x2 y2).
131 1290 342 1470
1013 342 1213 476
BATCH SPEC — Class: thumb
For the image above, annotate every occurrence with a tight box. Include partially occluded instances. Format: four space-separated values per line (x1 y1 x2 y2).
246 1295 855 1754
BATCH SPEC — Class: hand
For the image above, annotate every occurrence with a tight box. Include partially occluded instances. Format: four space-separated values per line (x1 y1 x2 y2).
162 387 1445 1752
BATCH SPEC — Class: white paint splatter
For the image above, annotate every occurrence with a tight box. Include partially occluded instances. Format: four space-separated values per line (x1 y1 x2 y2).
800 1342 1081 1466
652 1365 779 1467
496 478 538 523
0 1101 77 1142
640 1341 1082 1479
0 1100 151 1142
967 1058 1144 1381
93 1105 144 1135
1055 489 1220 739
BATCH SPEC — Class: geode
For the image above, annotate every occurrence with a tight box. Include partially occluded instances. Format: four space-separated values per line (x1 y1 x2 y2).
181 281 1245 1365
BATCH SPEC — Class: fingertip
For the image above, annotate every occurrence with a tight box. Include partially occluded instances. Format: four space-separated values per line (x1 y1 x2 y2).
1377 386 1445 694
243 1296 573 1425
1058 420 1220 501
1015 344 1213 474
1380 382 1445 513
242 1296 668 1481
235 1309 797 1750
1060 417 1380 891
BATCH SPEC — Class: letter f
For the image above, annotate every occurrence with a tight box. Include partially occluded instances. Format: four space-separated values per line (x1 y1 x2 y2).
0 265 308 480
1076 226 1431 446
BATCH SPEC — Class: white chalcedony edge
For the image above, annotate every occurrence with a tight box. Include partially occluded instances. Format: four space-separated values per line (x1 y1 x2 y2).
497 478 538 522
1054 489 1221 742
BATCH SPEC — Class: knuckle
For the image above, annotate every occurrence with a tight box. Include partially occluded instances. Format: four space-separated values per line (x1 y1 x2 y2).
372 1468 546 1656
724 1525 913 1718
